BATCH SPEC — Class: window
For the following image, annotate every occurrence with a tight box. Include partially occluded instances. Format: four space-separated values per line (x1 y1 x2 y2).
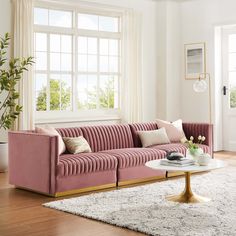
228 34 236 108
34 6 121 121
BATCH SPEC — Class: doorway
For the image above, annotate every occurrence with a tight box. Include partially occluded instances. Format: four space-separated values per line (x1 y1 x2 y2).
222 27 236 151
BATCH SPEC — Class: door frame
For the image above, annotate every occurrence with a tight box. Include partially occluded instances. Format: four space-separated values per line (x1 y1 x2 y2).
221 27 236 151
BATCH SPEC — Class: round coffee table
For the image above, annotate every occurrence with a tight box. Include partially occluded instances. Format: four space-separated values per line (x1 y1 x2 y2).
145 159 226 203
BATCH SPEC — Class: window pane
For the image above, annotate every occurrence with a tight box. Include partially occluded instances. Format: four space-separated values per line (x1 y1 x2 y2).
78 55 87 71
114 75 119 91
78 37 87 54
61 53 72 71
78 93 87 109
229 34 236 53
50 53 61 71
114 91 119 108
61 75 72 111
50 78 61 110
50 75 60 91
99 16 118 32
35 33 47 51
230 87 236 108
229 53 236 71
77 74 87 109
99 75 112 108
109 56 118 72
50 92 60 110
109 39 118 56
100 56 109 72
36 91 47 111
77 75 87 92
35 73 47 91
34 8 48 25
61 35 72 53
36 52 47 70
35 74 47 111
50 34 60 52
78 14 98 30
88 55 97 72
87 75 97 91
100 39 108 55
87 75 97 109
88 37 97 54
49 10 72 28
61 74 72 89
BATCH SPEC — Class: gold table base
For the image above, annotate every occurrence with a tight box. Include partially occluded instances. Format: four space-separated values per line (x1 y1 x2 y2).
166 172 210 203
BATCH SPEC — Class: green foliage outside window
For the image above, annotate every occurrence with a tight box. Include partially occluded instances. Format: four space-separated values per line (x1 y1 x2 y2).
87 78 115 109
230 88 236 108
36 80 71 111
36 78 115 111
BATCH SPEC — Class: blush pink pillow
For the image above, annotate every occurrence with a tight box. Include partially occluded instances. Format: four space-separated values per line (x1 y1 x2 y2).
35 126 66 155
156 119 186 143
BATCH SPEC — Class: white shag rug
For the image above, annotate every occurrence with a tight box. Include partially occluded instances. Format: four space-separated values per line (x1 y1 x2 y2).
43 167 236 236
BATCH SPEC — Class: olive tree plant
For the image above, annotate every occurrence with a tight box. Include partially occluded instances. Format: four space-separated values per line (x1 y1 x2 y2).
0 33 34 130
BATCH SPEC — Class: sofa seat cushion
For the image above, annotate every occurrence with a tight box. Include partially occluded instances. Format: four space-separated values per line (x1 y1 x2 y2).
149 143 210 155
102 148 166 169
58 153 117 177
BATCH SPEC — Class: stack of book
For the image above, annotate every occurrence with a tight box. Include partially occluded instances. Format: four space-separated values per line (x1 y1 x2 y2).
160 158 195 167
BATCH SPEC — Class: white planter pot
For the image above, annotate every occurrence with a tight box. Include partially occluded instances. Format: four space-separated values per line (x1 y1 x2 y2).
0 142 8 172
186 148 204 163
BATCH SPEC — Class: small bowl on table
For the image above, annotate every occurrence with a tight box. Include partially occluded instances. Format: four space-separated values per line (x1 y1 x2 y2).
197 153 211 166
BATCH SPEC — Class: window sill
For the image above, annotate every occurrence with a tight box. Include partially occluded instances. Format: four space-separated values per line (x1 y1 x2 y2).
35 110 121 124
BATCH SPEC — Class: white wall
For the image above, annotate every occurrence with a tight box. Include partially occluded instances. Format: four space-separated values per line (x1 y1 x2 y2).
155 0 181 121
179 0 236 150
166 1 181 121
0 0 11 141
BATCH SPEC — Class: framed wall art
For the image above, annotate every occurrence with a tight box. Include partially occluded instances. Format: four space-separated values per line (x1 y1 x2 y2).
185 43 206 79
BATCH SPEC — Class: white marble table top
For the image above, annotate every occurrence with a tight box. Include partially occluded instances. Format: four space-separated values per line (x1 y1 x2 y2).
145 159 226 172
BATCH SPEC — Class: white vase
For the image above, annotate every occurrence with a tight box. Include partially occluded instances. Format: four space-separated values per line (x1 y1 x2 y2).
186 148 203 162
0 142 8 172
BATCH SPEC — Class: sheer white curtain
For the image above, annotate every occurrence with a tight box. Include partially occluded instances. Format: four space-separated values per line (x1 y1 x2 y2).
121 10 143 123
12 0 34 130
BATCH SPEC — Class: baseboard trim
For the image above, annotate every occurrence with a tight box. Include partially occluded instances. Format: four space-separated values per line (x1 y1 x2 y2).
118 175 165 187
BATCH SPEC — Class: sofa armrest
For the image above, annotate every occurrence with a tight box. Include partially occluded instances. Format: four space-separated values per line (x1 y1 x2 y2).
8 131 59 195
182 123 213 156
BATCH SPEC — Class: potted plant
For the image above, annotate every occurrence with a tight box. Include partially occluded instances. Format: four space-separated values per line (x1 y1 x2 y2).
0 33 33 172
183 135 205 161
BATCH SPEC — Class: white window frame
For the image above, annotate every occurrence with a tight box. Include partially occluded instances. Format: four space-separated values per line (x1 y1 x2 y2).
33 1 123 124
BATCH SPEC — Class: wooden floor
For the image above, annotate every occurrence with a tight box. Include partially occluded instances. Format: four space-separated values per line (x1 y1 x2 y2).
0 152 235 236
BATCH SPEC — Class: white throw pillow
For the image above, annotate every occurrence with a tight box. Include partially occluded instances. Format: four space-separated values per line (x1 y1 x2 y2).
63 137 92 154
156 119 186 143
137 128 170 147
35 125 66 155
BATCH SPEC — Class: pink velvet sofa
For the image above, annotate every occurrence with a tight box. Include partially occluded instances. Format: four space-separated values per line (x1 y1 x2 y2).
8 122 213 197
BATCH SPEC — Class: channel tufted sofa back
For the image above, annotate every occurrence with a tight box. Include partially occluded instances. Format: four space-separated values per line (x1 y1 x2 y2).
56 127 83 138
81 124 134 152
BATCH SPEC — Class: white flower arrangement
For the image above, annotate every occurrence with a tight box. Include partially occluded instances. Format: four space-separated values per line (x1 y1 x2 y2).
183 135 206 155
